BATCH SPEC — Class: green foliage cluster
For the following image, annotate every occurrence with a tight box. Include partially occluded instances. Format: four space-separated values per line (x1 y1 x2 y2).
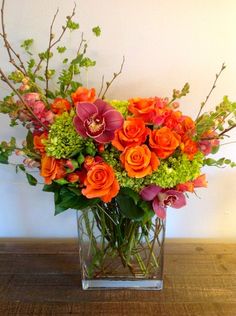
196 96 236 138
0 137 16 164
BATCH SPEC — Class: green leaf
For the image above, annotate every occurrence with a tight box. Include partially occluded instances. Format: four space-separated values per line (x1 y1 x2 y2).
54 187 99 215
57 46 67 53
0 154 8 164
21 38 34 54
120 187 140 204
46 90 56 99
70 81 82 92
54 178 69 185
71 54 83 65
92 26 101 37
211 146 219 154
26 130 34 151
26 173 37 186
43 182 60 192
116 193 145 221
67 19 79 31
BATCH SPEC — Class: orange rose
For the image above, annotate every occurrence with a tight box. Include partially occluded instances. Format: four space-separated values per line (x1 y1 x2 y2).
33 132 48 154
128 98 157 122
120 145 159 178
149 127 180 159
112 117 150 151
51 98 71 115
82 162 119 203
40 155 66 184
180 136 198 160
71 87 96 104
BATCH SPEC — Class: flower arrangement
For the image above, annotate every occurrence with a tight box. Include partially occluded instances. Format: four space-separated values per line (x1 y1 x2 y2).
0 1 236 288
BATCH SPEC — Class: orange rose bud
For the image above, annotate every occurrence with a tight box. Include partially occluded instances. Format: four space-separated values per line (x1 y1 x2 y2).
180 136 198 160
40 155 66 184
33 132 48 154
120 144 159 178
176 181 194 192
112 117 150 151
98 144 105 153
71 87 96 104
51 98 71 115
82 162 119 203
149 127 180 159
84 156 103 171
128 98 157 123
66 172 80 183
193 174 207 188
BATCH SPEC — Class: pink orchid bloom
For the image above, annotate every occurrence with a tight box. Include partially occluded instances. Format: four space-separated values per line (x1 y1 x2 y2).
74 99 124 143
140 185 186 219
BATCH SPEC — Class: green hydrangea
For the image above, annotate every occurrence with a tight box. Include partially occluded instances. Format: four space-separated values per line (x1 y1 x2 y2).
109 100 129 117
144 152 204 189
46 112 86 159
102 148 204 192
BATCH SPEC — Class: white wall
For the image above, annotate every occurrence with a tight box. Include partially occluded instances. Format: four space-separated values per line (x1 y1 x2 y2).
0 0 236 239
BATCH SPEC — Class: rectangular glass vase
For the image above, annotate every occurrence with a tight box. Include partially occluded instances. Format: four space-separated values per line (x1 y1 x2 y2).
77 201 165 290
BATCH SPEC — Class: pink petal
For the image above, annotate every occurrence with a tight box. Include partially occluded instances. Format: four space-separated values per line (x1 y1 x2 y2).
94 130 115 143
94 99 113 114
73 116 87 137
165 190 186 209
75 102 98 121
152 198 167 219
140 185 162 201
103 109 124 131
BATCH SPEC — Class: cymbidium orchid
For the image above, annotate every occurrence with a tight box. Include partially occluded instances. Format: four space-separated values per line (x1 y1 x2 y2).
140 185 186 219
74 99 124 143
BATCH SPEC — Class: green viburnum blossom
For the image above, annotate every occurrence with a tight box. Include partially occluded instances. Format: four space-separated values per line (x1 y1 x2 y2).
45 111 86 159
102 148 204 192
109 100 129 117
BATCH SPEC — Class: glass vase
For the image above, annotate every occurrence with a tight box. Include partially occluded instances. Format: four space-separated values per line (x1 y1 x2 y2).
77 199 166 290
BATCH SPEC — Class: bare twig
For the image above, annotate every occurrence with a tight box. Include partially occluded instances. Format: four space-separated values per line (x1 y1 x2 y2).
64 32 87 94
45 8 59 95
98 75 104 98
50 3 76 50
77 32 85 55
196 63 226 120
101 56 125 100
218 124 236 138
0 67 49 131
34 3 76 78
0 0 27 74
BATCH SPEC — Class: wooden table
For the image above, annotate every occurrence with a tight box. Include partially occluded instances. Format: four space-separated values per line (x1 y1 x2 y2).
0 240 235 315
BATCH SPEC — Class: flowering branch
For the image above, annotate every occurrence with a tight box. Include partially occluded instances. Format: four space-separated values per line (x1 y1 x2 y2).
0 67 49 131
196 63 226 120
34 3 77 82
45 8 59 96
0 0 27 74
101 56 125 100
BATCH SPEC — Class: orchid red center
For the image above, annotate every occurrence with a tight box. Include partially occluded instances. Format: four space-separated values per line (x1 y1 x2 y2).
163 194 177 206
84 114 105 137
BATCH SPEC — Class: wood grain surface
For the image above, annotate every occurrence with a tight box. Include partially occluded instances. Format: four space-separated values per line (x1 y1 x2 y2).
0 240 235 316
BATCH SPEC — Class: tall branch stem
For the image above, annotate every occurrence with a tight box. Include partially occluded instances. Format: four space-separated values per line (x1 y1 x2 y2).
1 0 27 74
101 56 125 100
45 8 59 95
196 63 226 120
